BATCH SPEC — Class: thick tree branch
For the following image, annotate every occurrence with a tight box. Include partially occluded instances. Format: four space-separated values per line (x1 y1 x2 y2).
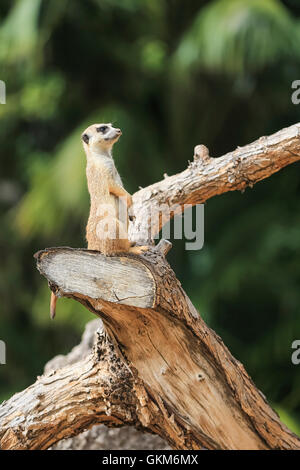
25 247 299 450
130 123 300 243
44 320 171 450
0 327 139 450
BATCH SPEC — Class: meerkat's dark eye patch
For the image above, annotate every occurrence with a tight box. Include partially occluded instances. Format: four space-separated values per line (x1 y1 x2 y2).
97 125 108 133
82 133 89 144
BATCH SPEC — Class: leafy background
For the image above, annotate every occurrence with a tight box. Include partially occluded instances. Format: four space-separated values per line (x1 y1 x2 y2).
0 0 300 436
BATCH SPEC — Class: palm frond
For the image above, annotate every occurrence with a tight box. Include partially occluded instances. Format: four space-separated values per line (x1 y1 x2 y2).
174 0 299 74
0 0 42 62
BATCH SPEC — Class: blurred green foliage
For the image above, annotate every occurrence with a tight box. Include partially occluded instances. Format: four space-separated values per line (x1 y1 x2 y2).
0 0 300 435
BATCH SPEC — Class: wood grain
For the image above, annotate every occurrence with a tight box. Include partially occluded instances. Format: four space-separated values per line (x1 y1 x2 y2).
36 247 155 309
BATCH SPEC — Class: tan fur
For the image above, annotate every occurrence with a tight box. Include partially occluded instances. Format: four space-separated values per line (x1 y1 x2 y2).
82 123 146 255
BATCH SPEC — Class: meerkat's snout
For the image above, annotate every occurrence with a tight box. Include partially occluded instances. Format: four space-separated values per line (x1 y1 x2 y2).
103 127 122 142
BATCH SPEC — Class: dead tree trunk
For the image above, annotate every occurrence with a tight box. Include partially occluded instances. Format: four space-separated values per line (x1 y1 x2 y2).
1 123 300 450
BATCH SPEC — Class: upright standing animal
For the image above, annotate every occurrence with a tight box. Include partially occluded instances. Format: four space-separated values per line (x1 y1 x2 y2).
50 123 147 319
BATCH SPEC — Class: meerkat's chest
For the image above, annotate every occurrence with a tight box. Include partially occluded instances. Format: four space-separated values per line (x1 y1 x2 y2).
86 160 120 204
87 154 122 187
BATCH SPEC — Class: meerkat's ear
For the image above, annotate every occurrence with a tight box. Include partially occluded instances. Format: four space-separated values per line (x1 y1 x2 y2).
82 133 89 144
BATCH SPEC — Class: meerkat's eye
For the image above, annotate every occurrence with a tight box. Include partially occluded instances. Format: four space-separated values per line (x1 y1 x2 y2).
97 126 108 133
82 134 89 144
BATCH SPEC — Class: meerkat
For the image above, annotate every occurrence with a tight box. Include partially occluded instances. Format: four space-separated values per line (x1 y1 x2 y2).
50 123 147 319
82 122 147 255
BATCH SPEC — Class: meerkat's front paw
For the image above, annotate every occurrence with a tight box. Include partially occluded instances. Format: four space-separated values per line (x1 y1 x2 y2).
127 194 133 208
129 245 148 255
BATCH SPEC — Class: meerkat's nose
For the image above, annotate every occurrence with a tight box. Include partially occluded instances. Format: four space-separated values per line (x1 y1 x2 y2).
115 128 122 135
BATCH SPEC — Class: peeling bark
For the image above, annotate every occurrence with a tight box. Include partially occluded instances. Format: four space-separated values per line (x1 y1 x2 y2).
45 321 170 450
0 327 138 450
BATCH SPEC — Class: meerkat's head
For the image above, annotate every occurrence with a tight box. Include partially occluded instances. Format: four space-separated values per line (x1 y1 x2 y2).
81 123 122 155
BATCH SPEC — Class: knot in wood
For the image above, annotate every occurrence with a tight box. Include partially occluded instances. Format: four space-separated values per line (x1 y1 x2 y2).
193 145 210 163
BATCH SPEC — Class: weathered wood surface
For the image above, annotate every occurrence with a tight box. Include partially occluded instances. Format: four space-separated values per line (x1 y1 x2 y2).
0 326 138 450
36 247 156 309
21 247 300 449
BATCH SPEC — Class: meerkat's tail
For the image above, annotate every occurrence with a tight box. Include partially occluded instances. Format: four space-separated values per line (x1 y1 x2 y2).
50 292 57 320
